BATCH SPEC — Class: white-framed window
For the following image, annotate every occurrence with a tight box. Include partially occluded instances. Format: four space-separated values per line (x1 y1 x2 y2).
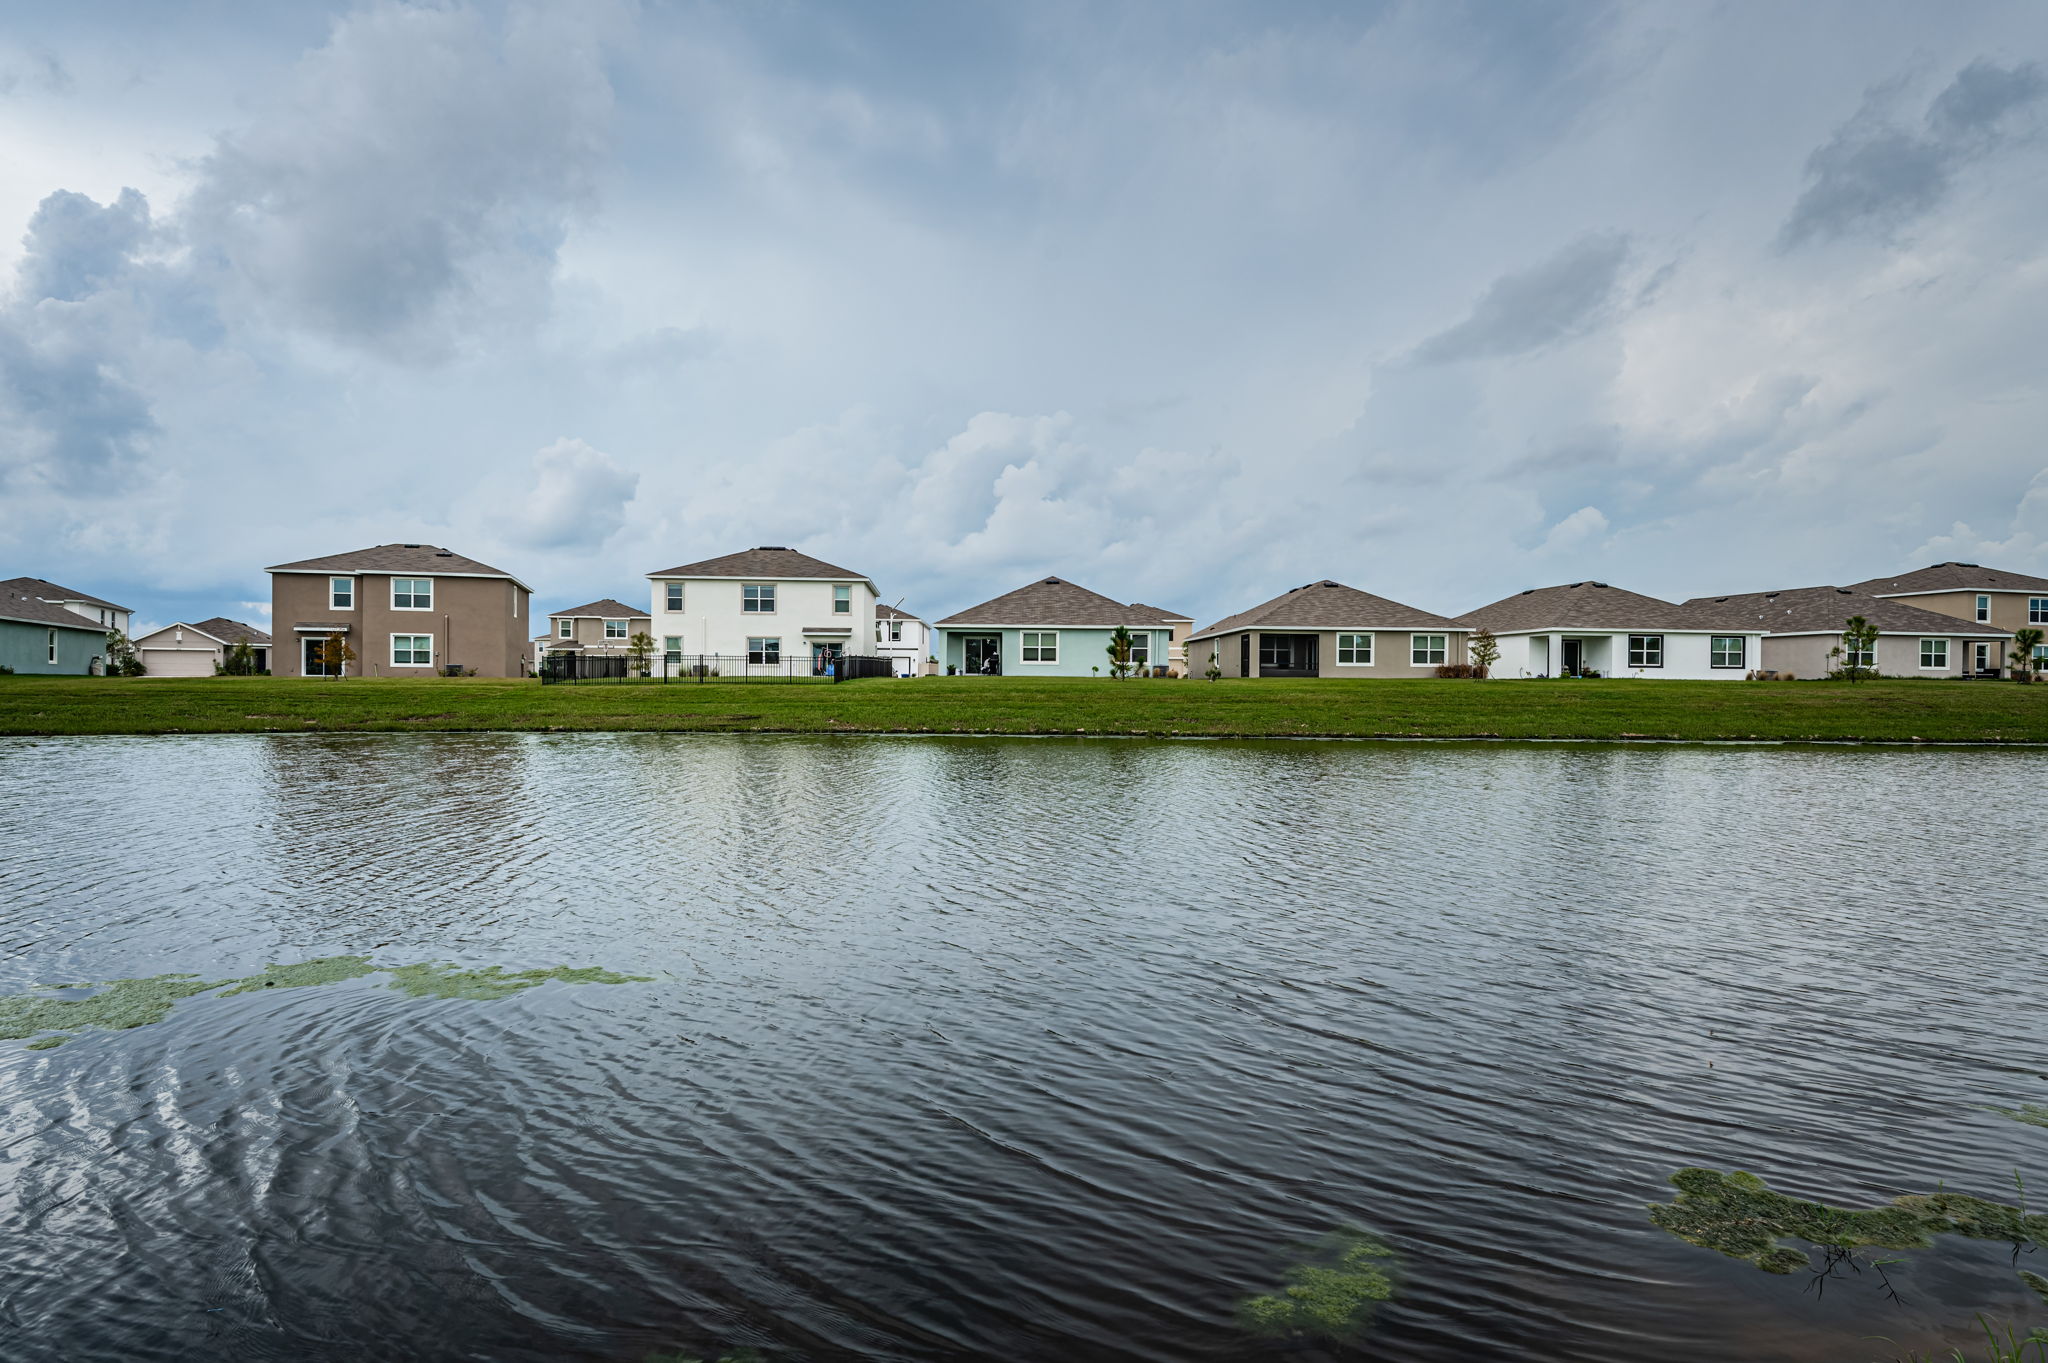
392 577 432 610
889 620 902 642
1021 631 1058 663
391 633 433 666
662 635 682 662
556 619 574 638
330 576 355 610
747 637 780 665
1711 636 1745 669
1336 633 1374 665
1840 641 1875 670
47 628 57 664
665 583 684 612
1410 634 1447 666
1976 594 1991 623
742 584 775 613
2030 598 2048 624
2033 644 2048 665
604 619 627 639
833 585 851 614
1919 638 1949 670
1628 635 1664 668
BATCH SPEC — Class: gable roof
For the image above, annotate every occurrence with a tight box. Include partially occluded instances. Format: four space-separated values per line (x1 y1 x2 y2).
936 576 1189 628
1129 602 1194 623
1190 580 1464 641
0 583 113 632
266 543 530 591
1679 585 2012 637
193 617 271 646
0 576 131 613
648 546 873 585
1457 581 1744 632
875 603 924 621
548 598 646 619
1843 561 2048 596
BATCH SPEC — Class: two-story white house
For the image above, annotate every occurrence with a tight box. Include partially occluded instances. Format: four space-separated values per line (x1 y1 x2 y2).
874 603 932 676
647 546 878 676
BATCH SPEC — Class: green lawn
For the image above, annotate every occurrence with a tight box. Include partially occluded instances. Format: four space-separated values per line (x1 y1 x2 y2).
2 674 2044 742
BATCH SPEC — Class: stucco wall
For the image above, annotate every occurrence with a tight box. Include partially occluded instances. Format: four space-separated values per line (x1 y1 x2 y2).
651 578 876 664
937 626 1171 676
1875 589 2048 635
273 571 531 677
0 618 103 674
1484 630 1761 680
1757 632 1982 678
1189 629 1470 678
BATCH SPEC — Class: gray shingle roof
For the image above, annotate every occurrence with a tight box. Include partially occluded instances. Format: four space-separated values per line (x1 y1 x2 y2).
0 584 112 632
1680 585 2012 636
266 543 528 588
937 577 1189 628
548 598 647 619
1457 581 1742 632
1128 602 1194 623
648 546 871 582
0 576 131 613
875 603 924 621
1191 581 1464 640
1843 561 2048 595
190 617 272 646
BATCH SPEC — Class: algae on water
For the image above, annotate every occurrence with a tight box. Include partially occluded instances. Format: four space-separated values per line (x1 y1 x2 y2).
0 956 650 1048
1238 1228 1399 1340
1987 1103 2048 1130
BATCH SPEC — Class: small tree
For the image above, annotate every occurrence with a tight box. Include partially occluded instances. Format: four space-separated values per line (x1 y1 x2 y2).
1829 615 1880 682
1204 645 1223 681
627 630 655 678
2011 627 2044 683
104 629 146 676
1467 628 1500 679
1105 625 1133 679
316 632 356 678
217 638 259 675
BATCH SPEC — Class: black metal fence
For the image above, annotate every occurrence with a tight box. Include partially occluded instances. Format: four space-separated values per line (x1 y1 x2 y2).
538 652 893 685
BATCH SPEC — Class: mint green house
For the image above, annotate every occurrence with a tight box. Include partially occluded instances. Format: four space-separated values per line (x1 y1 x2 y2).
1 581 116 674
933 576 1192 677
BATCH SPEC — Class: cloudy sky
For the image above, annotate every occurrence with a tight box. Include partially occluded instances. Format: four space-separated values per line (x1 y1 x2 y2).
4 0 2046 635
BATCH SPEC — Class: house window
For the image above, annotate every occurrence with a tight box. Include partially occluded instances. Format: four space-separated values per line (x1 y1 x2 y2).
1129 633 1150 668
889 620 902 641
47 628 57 664
2034 644 2048 666
662 635 682 662
1410 634 1447 666
747 637 780 665
1336 633 1373 665
833 585 851 614
665 583 684 612
556 619 574 638
1976 594 1991 622
1920 638 1949 669
1021 631 1058 663
1711 636 1745 669
1841 642 1875 670
2030 598 2048 624
742 584 775 613
392 578 433 610
391 634 433 666
1628 635 1664 668
604 619 627 639
330 577 355 609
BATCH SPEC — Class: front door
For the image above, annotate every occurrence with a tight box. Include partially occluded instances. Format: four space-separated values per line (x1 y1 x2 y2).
1974 642 1994 675
1561 639 1583 676
303 637 339 676
964 635 1001 675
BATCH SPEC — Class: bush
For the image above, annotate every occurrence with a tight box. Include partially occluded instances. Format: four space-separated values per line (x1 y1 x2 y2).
1434 663 1474 678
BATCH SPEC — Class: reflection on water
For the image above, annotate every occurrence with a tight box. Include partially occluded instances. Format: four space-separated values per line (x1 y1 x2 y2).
1 733 2044 1363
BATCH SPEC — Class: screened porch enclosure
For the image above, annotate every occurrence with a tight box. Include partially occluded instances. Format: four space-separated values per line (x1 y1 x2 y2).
1255 633 1318 677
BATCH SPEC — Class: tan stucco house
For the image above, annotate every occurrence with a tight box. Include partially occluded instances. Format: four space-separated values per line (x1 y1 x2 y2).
133 618 272 676
1844 563 2048 671
1681 585 2010 678
267 543 533 677
1187 580 1468 678
539 598 651 658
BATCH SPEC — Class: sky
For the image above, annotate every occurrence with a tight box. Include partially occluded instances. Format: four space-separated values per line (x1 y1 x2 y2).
3 0 2047 637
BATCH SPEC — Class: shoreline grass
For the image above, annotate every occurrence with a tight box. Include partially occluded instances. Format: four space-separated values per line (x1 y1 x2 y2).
2 675 2046 744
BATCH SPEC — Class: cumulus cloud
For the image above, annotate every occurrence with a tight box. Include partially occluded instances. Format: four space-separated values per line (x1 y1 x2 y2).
500 438 639 550
1412 234 1636 364
1538 505 1611 555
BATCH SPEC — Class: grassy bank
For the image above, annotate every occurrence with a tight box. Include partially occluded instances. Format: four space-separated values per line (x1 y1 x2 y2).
2 674 2045 743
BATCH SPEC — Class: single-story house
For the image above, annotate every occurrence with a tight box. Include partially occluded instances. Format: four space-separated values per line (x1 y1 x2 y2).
1187 580 1469 678
1843 561 2048 647
0 581 112 674
1456 581 1766 679
1680 585 2011 678
133 618 272 676
934 577 1192 676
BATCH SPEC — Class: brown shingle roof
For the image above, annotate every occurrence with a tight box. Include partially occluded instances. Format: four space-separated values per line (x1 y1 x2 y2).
1843 561 2048 595
1457 581 1735 632
0 584 112 632
1128 602 1194 623
1191 581 1464 640
190 617 272 646
1680 585 2012 636
648 546 872 583
936 577 1189 628
875 603 923 621
548 598 646 619
266 543 529 589
0 576 131 613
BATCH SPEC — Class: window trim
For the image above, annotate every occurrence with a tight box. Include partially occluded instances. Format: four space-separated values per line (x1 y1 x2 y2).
47 627 58 664
662 635 682 663
741 583 776 614
2029 597 2048 625
1627 634 1665 669
1335 632 1375 666
1919 638 1949 670
1409 633 1448 667
1975 594 1991 623
603 619 627 639
832 584 851 614
329 576 355 611
746 636 781 666
665 583 684 613
1020 630 1060 664
391 577 434 611
1709 635 1745 669
556 619 574 639
390 632 434 667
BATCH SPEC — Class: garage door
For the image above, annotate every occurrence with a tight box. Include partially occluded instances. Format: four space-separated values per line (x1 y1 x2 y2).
139 648 217 678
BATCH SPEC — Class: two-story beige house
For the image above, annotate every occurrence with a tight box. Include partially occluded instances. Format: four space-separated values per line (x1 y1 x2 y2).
539 598 652 659
267 543 533 677
1844 562 2048 675
647 546 878 675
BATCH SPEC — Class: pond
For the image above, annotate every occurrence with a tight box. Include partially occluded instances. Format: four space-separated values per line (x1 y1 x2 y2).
1 734 2043 1362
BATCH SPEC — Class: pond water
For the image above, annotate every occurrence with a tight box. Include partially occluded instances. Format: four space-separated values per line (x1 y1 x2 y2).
1 734 2043 1362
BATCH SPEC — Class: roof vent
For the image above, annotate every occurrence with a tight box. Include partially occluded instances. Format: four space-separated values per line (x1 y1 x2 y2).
1713 596 1729 603
403 543 422 548
434 551 454 557
1764 592 1779 599
1591 581 1609 588
758 545 789 551
1043 576 1061 584
1520 589 1535 595
1836 587 1852 594
1322 580 1341 588
1957 561 1979 567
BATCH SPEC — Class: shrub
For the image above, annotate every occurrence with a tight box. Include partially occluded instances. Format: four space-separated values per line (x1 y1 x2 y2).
1434 663 1475 679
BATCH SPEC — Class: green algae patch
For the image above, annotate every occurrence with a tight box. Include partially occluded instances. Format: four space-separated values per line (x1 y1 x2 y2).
383 963 652 1001
1238 1228 1399 1340
1 957 650 1048
2026 1270 2048 1306
1988 1103 2048 1129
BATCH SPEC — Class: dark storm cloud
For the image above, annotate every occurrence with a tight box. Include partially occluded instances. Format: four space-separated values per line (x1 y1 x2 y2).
1411 234 1633 365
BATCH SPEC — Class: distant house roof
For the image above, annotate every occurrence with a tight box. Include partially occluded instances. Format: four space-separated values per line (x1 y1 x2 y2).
192 617 271 646
647 547 873 585
266 543 531 591
548 598 646 619
875 603 924 621
0 583 112 632
937 577 1190 628
1843 562 2048 596
0 576 131 613
1190 580 1463 641
1457 581 1747 633
1679 585 2012 637
1129 602 1194 623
